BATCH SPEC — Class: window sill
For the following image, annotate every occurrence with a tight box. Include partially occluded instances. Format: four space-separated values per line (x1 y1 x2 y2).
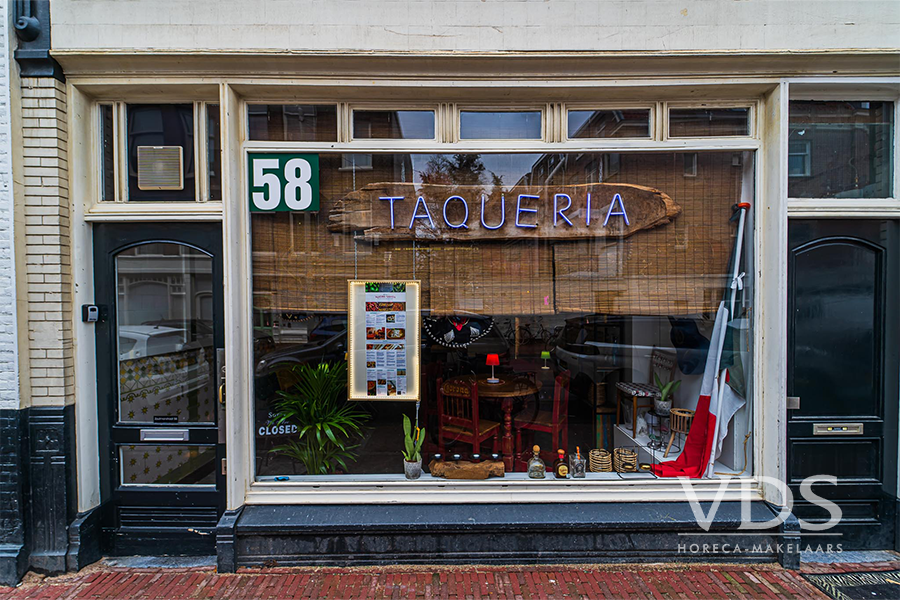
246 473 759 504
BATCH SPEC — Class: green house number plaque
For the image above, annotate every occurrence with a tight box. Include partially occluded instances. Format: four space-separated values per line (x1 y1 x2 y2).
248 153 320 212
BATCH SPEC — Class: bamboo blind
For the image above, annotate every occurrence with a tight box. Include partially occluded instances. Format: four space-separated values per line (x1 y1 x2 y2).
252 152 742 316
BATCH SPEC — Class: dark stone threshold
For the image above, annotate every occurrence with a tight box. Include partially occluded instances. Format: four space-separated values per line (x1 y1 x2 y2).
221 502 790 571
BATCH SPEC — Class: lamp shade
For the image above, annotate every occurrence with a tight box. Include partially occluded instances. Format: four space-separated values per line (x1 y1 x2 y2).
485 354 500 367
540 351 551 360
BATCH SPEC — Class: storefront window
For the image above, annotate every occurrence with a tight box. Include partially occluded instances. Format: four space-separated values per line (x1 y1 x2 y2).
247 104 338 142
207 104 222 201
788 101 894 199
568 109 651 139
100 104 115 201
353 110 435 140
251 151 754 480
459 111 542 139
669 107 750 137
126 104 195 201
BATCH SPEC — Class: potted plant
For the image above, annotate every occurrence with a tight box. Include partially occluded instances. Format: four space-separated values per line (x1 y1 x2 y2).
402 414 425 480
269 362 369 475
654 373 682 416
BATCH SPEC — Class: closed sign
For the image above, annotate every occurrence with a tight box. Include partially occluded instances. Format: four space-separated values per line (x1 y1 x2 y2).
248 153 320 212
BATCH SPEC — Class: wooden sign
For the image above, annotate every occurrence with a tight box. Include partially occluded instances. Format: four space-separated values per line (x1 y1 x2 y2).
328 182 680 242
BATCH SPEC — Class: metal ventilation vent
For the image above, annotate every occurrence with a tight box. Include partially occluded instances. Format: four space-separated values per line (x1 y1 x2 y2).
137 146 184 191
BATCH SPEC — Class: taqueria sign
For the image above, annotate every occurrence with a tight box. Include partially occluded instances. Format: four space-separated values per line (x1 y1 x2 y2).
248 153 681 240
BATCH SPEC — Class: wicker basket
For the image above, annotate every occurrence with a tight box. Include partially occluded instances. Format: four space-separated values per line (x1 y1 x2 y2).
589 449 612 473
614 448 638 473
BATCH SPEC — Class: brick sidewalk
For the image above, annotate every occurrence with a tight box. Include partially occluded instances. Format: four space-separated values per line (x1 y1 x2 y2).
0 563 849 600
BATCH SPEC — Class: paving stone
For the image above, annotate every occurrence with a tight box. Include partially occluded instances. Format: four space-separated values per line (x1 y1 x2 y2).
0 563 838 599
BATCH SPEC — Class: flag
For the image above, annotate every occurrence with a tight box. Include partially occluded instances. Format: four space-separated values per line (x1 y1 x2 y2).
652 302 729 479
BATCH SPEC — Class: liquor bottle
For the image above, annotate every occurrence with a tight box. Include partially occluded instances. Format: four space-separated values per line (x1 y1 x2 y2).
553 449 569 479
571 446 586 478
527 445 546 479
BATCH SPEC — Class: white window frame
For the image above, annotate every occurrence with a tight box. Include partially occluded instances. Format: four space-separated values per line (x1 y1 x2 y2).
236 93 764 505
664 101 757 141
348 105 440 145
564 103 657 143
86 99 224 221
785 79 900 218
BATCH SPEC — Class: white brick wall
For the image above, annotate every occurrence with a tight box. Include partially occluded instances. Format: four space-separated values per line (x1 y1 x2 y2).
50 0 900 54
0 0 19 411
19 78 73 408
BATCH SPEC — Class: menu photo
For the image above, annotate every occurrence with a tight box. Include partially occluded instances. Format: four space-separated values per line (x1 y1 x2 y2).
348 280 420 401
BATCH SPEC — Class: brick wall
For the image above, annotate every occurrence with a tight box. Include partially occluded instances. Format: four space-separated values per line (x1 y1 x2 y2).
20 78 73 408
0 0 18 411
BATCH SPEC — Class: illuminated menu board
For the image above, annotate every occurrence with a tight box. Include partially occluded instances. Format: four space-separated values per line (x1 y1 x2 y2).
347 280 420 401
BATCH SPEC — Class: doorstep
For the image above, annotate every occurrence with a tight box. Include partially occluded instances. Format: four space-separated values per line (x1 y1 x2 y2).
217 501 790 571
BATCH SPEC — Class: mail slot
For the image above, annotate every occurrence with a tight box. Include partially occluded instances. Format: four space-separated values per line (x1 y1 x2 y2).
813 423 864 436
139 428 190 442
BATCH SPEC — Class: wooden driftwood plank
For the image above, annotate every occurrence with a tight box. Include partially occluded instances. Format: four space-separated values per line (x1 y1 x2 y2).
328 182 680 242
428 460 505 479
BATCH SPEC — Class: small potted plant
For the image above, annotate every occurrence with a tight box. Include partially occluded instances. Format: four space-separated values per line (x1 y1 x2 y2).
402 414 425 480
654 373 682 416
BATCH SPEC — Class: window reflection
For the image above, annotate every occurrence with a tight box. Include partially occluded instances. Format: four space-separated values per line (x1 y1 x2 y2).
788 101 893 199
126 104 195 201
252 151 755 479
669 108 750 137
568 109 651 139
460 111 542 139
353 110 435 140
116 243 215 424
247 104 338 142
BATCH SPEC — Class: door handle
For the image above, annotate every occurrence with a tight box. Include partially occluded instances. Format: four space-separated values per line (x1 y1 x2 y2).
218 382 226 406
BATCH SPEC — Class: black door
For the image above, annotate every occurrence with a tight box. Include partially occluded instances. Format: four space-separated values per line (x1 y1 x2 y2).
94 223 225 555
787 219 899 549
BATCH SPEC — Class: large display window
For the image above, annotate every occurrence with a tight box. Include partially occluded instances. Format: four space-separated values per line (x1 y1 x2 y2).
250 150 755 482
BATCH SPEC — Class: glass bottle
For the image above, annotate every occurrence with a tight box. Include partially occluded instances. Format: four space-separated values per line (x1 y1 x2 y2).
553 449 569 479
527 445 546 479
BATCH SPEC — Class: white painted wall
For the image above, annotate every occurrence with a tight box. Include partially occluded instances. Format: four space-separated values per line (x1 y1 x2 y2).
0 0 19 411
50 0 900 54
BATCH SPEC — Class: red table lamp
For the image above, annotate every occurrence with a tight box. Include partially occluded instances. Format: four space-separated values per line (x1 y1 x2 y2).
486 354 500 384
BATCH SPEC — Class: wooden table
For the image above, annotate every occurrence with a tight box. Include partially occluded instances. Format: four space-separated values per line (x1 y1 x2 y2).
444 374 541 472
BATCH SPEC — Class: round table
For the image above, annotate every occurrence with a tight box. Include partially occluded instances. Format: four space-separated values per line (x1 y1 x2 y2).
443 374 541 471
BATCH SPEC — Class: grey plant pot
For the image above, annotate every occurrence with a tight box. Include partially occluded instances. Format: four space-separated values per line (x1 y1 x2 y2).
654 398 672 416
404 458 422 480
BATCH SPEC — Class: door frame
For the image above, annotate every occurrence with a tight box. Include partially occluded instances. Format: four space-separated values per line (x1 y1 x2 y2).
93 222 225 554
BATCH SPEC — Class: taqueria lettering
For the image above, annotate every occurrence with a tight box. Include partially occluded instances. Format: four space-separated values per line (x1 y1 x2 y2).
379 193 631 231
328 182 680 242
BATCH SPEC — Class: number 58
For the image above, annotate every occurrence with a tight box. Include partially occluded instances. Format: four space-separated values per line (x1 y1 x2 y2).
250 156 315 211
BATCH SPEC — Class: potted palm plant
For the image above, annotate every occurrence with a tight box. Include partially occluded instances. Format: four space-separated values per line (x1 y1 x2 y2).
270 362 369 475
654 373 681 416
402 414 425 480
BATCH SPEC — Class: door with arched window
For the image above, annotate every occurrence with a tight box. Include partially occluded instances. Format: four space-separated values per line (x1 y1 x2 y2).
94 223 224 555
787 219 899 549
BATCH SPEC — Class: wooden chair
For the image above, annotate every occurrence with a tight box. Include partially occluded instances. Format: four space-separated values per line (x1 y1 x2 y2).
436 378 501 456
513 371 570 468
615 348 677 438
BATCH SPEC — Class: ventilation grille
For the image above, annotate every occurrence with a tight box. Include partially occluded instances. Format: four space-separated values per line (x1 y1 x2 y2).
118 506 218 530
137 146 184 191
